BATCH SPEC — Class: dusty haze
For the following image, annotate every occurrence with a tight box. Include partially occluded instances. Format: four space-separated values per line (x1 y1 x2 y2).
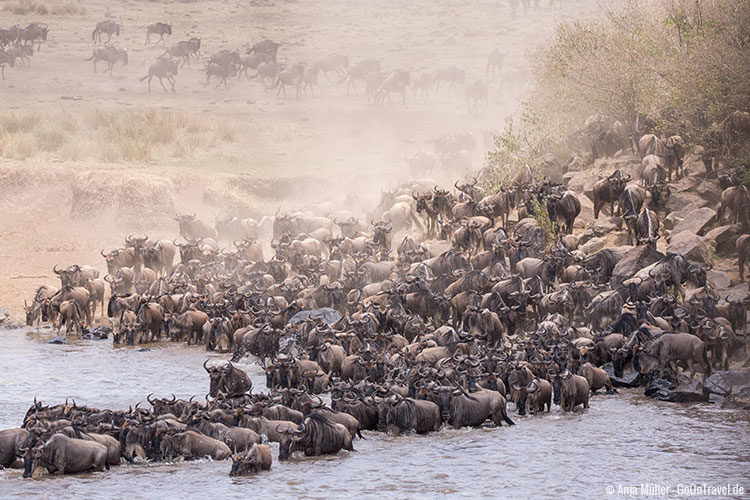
0 0 602 318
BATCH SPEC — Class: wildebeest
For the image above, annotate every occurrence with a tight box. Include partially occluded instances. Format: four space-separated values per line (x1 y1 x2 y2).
0 50 15 79
634 207 660 246
146 22 172 46
465 80 488 115
435 66 465 92
486 49 507 77
1 428 28 467
159 430 231 461
381 395 441 435
91 20 121 44
205 62 237 89
23 434 108 478
204 360 253 397
249 39 281 61
229 444 272 475
592 170 629 218
175 214 218 240
546 191 581 234
558 370 589 411
634 332 711 381
375 70 410 106
737 234 750 280
85 46 128 75
273 62 306 99
140 59 177 92
437 387 514 429
277 413 353 460
638 134 684 181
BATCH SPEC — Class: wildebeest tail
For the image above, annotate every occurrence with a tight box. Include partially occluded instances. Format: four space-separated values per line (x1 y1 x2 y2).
91 28 97 42
502 408 515 426
84 50 95 61
702 345 711 375
139 74 149 83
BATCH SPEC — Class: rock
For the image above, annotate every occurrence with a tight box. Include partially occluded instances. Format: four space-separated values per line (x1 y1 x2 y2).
610 244 665 288
644 377 708 402
579 217 622 244
722 387 750 410
671 207 717 236
725 283 750 303
579 237 606 254
670 174 698 194
706 270 732 290
667 231 714 266
694 179 722 205
664 212 686 231
288 307 342 325
704 369 750 397
563 170 590 193
136 347 151 352
602 362 642 387
47 336 68 344
704 224 739 253
666 192 705 214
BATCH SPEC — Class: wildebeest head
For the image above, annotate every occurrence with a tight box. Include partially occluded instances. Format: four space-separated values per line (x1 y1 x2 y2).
22 444 48 479
204 360 225 397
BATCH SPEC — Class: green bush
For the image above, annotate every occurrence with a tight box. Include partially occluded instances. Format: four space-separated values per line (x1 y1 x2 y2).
488 0 750 169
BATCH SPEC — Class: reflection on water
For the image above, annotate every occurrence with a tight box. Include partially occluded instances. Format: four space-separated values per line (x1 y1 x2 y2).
1 328 748 499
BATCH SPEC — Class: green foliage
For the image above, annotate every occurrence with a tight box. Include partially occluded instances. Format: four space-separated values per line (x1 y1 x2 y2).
531 197 556 244
486 0 750 170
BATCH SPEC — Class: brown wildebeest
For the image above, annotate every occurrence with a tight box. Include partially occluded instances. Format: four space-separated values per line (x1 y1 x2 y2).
91 20 120 44
146 22 172 46
23 434 108 478
230 444 272 475
558 370 590 411
465 80 488 114
486 48 507 78
140 59 178 92
85 46 128 75
205 62 236 89
0 50 15 79
634 332 711 381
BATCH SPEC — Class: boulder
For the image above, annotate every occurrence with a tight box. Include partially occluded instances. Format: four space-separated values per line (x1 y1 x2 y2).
644 377 708 403
664 212 686 232
563 170 591 193
667 231 714 266
722 387 750 410
579 217 622 244
706 270 732 291
610 244 665 288
725 283 750 303
694 179 722 205
666 191 705 214
579 236 606 255
47 336 68 344
602 362 642 387
703 369 750 397
704 224 739 253
671 207 717 236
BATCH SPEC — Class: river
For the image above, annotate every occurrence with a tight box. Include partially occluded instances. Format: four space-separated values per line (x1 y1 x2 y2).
1 327 748 499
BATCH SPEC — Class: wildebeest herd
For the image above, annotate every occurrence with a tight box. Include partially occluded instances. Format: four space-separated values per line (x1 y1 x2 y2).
4 117 748 478
0 18 510 112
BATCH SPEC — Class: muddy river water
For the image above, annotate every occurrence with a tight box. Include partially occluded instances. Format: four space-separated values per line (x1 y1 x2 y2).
1 327 748 499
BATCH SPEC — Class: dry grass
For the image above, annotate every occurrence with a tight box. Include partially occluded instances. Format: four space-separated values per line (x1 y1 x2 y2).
2 0 86 15
0 108 238 163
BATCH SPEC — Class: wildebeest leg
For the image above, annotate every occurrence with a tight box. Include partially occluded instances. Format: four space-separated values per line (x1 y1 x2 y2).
169 75 175 92
204 74 210 87
159 77 169 93
145 33 149 45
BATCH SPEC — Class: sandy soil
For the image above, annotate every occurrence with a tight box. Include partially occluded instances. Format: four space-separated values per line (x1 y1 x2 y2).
0 0 603 319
